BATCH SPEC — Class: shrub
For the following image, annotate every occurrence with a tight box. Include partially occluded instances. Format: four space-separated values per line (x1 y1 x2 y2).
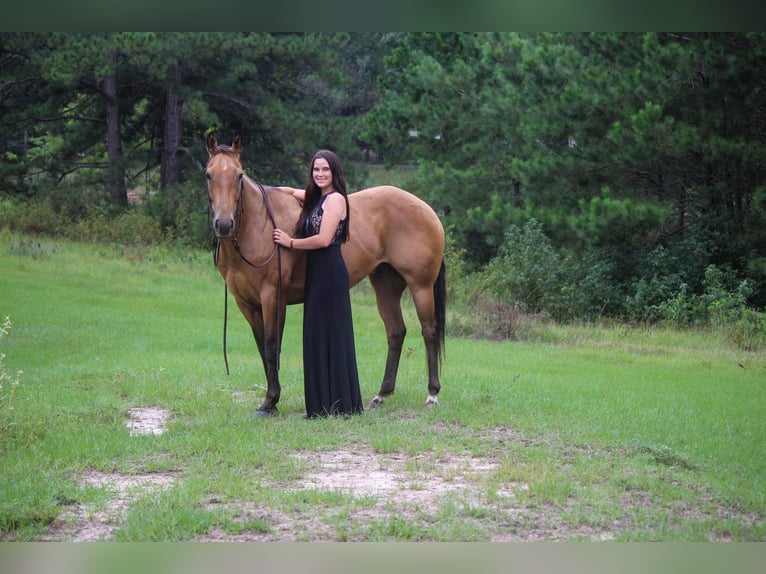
559 252 625 321
656 283 703 326
69 206 164 246
483 219 563 315
0 197 66 236
700 264 753 328
656 265 753 328
645 264 765 350
727 308 766 352
143 183 211 249
625 246 687 323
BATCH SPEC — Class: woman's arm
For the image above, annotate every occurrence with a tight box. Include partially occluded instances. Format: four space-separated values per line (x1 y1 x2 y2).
273 193 345 250
275 186 305 204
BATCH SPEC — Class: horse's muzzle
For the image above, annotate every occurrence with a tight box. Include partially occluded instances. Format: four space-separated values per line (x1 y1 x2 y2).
214 218 235 238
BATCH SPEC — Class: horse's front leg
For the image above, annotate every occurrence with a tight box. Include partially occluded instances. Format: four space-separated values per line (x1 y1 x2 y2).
245 306 281 417
252 291 286 417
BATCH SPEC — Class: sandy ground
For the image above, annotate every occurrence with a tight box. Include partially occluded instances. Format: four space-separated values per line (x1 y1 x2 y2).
34 407 761 542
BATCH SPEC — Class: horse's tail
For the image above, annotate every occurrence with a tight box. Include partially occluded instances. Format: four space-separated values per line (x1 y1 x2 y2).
434 259 447 368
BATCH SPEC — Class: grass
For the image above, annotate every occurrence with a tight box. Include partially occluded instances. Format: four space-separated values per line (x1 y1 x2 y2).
0 232 764 541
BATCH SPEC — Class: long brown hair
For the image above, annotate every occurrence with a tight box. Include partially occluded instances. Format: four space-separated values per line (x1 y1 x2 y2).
294 149 350 242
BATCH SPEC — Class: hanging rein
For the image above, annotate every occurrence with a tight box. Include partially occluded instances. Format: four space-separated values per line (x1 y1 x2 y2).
213 175 283 375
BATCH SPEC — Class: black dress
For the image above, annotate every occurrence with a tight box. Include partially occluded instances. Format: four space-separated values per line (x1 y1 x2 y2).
302 192 364 417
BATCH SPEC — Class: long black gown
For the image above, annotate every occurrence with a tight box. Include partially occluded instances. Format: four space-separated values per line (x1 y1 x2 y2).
302 192 364 417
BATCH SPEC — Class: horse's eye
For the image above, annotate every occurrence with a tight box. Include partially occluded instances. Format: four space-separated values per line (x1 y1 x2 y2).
206 171 212 181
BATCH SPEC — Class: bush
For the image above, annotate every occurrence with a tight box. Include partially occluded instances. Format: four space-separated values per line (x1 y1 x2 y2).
700 264 753 328
656 265 753 328
656 283 702 326
625 246 687 323
143 183 212 249
62 201 162 247
559 252 627 321
0 197 66 236
479 219 632 323
727 308 766 352
646 264 766 351
0 184 212 251
483 219 563 314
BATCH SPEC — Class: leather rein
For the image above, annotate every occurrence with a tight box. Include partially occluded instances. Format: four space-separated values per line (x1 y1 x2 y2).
212 174 283 375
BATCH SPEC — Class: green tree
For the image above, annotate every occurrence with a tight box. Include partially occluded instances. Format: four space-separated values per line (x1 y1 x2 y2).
364 32 766 314
0 33 47 194
599 33 766 306
1 33 157 206
0 33 375 204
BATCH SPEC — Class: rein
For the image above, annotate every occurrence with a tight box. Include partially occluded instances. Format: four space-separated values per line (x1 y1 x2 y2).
213 174 283 375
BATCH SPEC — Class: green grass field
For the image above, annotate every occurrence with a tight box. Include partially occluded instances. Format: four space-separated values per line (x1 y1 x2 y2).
1 233 764 541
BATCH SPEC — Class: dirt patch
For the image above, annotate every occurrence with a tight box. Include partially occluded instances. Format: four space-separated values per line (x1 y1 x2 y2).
37 407 176 541
290 448 523 505
281 447 534 542
279 448 630 542
41 469 179 542
125 407 170 436
193 447 528 542
32 415 763 542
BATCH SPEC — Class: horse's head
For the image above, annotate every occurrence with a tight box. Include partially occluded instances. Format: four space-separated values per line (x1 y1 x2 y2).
206 132 244 238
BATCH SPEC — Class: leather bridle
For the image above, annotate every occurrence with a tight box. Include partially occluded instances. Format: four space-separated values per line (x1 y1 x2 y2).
210 171 283 376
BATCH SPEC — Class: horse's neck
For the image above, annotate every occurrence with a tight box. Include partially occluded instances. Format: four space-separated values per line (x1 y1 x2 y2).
256 181 301 225
239 179 269 227
240 179 300 240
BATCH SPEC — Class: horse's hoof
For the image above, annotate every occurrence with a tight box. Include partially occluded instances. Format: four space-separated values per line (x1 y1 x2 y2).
253 408 276 418
425 395 439 407
367 396 385 410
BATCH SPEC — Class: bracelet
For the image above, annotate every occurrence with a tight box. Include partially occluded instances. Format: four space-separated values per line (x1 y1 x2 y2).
290 238 294 249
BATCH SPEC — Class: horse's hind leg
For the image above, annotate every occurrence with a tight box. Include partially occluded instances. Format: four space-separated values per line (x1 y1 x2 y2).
410 285 441 406
367 264 407 409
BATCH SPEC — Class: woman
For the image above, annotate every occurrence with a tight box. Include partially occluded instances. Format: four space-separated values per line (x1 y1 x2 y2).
273 150 364 418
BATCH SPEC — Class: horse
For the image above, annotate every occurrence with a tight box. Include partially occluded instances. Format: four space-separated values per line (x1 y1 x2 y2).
205 133 446 416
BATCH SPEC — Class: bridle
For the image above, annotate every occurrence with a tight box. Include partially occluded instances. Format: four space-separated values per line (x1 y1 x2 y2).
209 164 283 376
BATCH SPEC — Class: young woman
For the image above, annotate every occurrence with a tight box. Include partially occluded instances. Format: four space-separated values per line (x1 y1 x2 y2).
273 150 364 418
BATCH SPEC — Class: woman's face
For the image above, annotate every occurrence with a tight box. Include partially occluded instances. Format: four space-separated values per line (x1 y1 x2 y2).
312 157 333 192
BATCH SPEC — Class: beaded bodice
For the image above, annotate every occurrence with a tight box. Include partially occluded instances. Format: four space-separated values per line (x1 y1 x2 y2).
304 192 347 245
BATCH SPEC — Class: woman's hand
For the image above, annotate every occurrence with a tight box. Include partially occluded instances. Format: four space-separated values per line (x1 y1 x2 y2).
273 228 292 248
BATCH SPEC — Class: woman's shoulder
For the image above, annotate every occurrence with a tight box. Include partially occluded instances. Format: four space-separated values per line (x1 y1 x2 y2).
322 192 347 218
323 191 346 206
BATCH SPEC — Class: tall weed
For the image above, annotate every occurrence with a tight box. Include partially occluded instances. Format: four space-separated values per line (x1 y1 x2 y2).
0 317 21 436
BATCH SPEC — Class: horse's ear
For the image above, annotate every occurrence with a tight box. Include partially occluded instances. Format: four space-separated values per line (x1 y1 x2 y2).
232 134 243 154
206 132 218 156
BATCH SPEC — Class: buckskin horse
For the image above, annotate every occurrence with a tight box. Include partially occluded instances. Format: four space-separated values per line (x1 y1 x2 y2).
205 133 446 416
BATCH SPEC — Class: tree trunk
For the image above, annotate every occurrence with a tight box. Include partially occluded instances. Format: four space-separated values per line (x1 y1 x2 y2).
160 64 183 191
512 178 522 208
104 55 127 208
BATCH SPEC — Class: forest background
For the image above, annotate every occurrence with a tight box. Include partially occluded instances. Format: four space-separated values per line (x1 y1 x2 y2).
1 32 765 347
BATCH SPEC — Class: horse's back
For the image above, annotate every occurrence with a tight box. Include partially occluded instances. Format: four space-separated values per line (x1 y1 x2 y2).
346 186 444 286
349 186 444 242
